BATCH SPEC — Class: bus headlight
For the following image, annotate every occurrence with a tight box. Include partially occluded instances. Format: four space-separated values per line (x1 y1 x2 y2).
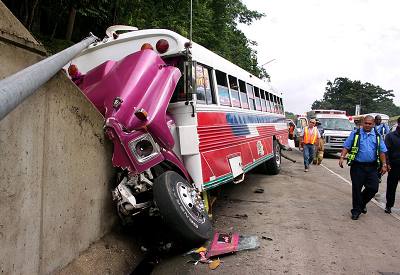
128 134 160 163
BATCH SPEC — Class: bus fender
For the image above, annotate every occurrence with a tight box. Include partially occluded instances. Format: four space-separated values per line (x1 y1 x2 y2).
161 149 192 182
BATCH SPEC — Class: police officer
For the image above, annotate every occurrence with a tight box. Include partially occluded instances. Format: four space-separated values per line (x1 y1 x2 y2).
384 117 400 214
339 115 388 220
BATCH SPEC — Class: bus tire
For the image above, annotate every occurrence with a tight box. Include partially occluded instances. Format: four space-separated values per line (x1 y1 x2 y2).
153 171 212 245
264 140 281 175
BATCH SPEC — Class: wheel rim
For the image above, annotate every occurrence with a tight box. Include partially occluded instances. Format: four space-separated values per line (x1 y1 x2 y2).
176 181 206 224
275 143 281 167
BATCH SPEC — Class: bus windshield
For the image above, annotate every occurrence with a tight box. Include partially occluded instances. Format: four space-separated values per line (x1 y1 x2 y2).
318 118 353 131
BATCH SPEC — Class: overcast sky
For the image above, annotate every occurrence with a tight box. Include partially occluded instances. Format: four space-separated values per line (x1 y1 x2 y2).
240 0 400 114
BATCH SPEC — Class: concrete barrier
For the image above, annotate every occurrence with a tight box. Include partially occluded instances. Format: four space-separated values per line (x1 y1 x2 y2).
0 2 117 274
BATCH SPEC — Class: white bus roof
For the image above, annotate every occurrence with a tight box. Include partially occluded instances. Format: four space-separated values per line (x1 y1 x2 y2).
71 28 279 96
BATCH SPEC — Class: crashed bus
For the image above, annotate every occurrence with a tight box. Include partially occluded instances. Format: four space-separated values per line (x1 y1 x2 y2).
67 26 288 243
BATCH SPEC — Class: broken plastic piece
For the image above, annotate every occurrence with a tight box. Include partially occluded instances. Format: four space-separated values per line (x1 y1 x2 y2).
206 232 240 258
237 235 260 251
206 233 260 258
195 247 207 253
209 259 221 270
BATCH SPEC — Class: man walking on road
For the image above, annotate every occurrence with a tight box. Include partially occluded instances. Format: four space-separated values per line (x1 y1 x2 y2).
375 115 390 137
384 117 400 214
339 115 387 220
375 115 390 182
300 118 320 172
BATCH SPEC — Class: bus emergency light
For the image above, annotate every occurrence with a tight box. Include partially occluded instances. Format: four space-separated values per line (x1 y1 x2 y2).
156 39 169 54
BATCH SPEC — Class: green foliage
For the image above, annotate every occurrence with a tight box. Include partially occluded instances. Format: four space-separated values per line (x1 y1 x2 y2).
285 111 296 120
312 77 400 117
4 0 268 78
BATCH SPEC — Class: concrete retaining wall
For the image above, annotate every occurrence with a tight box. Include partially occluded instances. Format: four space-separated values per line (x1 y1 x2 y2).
0 2 117 274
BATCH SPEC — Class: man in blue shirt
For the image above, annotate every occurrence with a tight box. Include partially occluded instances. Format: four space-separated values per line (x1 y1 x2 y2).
339 115 388 220
375 115 390 137
375 115 390 182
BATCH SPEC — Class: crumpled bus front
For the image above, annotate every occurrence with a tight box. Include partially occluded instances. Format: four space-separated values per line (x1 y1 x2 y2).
78 49 181 172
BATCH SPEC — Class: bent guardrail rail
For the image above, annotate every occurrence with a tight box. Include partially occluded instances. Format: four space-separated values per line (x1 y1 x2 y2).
0 33 98 121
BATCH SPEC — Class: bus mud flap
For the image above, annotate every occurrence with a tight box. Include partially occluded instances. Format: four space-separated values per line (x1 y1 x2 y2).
228 156 245 184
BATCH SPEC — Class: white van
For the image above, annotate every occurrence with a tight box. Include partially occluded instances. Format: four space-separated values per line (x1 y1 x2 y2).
307 110 354 154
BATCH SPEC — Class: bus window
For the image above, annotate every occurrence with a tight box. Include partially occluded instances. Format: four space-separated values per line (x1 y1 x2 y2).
239 79 249 109
195 64 215 104
277 96 282 113
216 70 231 106
265 92 272 112
271 95 276 113
273 95 278 113
270 94 275 113
254 87 262 111
204 67 215 104
196 64 206 103
260 89 267 112
277 96 281 113
246 83 255 110
279 97 284 114
169 57 186 102
228 75 241 107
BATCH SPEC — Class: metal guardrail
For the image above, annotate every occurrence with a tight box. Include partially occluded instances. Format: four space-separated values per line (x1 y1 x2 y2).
0 34 98 121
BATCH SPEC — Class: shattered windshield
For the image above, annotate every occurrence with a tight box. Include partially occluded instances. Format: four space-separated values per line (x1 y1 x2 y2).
318 118 353 131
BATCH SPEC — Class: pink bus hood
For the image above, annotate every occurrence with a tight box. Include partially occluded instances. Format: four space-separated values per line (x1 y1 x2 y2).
79 50 181 149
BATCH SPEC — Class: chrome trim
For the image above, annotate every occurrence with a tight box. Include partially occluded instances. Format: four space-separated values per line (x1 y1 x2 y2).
128 133 160 163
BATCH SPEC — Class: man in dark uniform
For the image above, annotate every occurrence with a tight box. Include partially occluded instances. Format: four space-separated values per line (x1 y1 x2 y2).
384 117 400 214
339 115 388 220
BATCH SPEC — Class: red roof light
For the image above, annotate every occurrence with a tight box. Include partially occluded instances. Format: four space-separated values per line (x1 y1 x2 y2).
156 39 169 54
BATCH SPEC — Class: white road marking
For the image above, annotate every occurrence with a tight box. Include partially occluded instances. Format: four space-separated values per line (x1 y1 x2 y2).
321 164 400 222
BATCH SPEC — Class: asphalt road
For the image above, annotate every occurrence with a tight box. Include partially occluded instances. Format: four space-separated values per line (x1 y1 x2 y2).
153 149 400 275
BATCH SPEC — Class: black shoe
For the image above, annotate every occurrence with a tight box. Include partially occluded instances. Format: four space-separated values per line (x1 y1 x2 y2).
361 207 367 214
385 207 392 214
351 213 360 220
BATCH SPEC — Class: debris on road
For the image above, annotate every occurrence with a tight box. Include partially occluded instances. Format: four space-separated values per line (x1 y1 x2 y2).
206 232 240 258
184 232 260 269
254 187 264 193
261 236 273 241
208 258 221 270
219 214 248 219
281 152 297 163
237 235 260 251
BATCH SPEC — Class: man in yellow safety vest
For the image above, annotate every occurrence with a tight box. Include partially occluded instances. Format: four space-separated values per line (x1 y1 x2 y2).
300 118 320 172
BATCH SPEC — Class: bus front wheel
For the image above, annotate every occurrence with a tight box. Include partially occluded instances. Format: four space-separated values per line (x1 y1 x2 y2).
263 140 281 175
153 171 212 245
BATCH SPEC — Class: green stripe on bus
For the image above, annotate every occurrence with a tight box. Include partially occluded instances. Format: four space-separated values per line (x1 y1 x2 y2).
203 153 274 190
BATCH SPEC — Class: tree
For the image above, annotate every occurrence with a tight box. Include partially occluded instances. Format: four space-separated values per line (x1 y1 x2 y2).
4 0 267 77
285 111 295 120
312 77 400 117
